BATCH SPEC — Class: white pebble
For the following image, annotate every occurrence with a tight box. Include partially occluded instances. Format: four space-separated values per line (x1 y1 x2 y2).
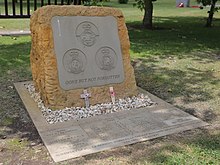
25 83 157 124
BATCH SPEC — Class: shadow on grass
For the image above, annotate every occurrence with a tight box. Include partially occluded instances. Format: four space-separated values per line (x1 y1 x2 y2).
128 16 220 59
129 16 220 104
0 37 31 76
0 36 38 143
178 107 218 122
133 58 218 103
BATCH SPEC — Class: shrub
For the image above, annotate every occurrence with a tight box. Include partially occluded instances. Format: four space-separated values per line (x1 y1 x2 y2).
118 0 129 4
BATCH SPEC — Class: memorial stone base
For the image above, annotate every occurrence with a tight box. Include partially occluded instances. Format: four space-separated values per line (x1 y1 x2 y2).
30 6 137 109
14 82 208 163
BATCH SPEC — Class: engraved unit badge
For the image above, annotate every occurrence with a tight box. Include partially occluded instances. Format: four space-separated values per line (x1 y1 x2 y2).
95 47 117 71
76 21 99 47
63 49 87 74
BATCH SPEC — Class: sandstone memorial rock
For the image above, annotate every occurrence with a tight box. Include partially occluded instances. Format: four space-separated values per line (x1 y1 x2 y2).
30 5 138 109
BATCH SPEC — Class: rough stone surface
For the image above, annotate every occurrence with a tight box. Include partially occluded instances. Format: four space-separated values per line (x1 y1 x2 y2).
30 6 138 109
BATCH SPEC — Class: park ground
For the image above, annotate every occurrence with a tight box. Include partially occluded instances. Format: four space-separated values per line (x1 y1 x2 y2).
0 0 220 164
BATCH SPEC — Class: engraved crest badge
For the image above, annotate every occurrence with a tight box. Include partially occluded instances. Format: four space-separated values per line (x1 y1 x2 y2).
95 47 117 71
63 49 87 74
76 21 99 47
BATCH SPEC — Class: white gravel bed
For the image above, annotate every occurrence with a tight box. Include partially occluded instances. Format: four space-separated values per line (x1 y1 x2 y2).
24 83 157 124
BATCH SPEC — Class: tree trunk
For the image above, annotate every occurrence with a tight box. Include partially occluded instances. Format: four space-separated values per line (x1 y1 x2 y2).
73 0 82 5
143 0 153 29
206 0 217 27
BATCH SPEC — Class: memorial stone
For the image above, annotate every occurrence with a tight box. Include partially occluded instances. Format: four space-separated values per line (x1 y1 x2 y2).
30 6 138 109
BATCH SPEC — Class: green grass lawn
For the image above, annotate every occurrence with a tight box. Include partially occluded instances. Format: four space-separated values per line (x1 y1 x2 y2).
0 0 220 164
1 0 219 29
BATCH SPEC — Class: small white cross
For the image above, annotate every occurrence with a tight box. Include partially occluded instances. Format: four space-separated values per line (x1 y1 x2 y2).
80 89 91 108
109 87 116 104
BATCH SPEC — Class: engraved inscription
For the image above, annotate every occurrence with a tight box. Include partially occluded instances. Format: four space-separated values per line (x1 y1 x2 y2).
127 116 164 133
41 110 205 162
96 47 117 71
64 74 121 86
89 120 131 140
62 49 87 74
163 116 199 126
75 21 99 47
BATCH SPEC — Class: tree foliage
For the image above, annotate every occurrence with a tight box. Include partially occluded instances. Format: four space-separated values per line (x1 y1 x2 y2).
197 0 219 27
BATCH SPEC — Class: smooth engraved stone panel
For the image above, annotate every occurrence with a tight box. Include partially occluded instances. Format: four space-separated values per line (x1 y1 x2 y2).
51 16 125 90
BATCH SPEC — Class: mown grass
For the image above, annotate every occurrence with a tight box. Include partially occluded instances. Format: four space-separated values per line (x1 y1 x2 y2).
0 19 30 30
0 0 220 164
0 36 31 78
129 17 220 57
151 133 220 164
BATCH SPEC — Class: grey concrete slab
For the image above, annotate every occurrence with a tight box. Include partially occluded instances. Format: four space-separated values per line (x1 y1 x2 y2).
51 16 125 90
14 81 208 163
0 30 30 36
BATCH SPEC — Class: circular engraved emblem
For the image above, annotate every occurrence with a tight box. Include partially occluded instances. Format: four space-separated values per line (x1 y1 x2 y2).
95 47 117 71
75 21 99 47
63 49 87 74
